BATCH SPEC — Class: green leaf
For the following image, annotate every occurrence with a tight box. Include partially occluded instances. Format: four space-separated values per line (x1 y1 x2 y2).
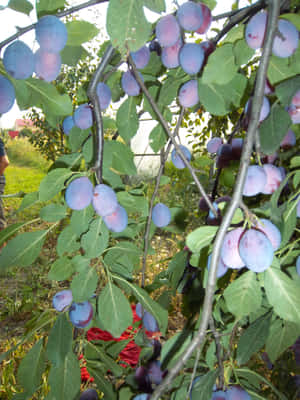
265 318 299 363
280 13 300 30
112 274 168 334
275 75 300 107
97 283 133 338
17 191 39 213
160 331 193 369
46 314 73 366
66 21 99 46
60 45 89 66
267 47 300 85
233 39 255 66
202 44 238 85
223 24 244 44
0 221 28 247
71 267 98 303
186 226 218 253
104 242 141 278
264 267 300 324
81 218 109 258
86 363 117 399
143 0 165 13
40 203 67 222
8 0 33 15
56 225 80 257
117 191 148 217
149 123 167 152
46 351 81 400
116 97 139 143
39 168 73 201
48 256 74 281
85 342 124 377
237 312 272 365
280 198 298 246
104 141 137 175
17 339 46 397
190 370 219 400
69 206 94 237
36 0 64 16
0 230 47 270
159 69 189 107
259 104 291 155
199 0 217 10
106 0 151 53
223 271 262 318
68 126 90 152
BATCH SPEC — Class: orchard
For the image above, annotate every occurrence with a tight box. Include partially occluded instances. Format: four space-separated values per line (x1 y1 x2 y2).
0 0 300 399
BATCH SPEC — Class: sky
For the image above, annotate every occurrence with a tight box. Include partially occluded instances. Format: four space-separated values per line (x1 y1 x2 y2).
0 0 249 128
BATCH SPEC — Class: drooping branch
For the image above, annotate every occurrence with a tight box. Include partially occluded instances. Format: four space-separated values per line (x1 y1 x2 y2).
87 44 115 183
128 55 218 219
0 0 108 51
150 0 280 398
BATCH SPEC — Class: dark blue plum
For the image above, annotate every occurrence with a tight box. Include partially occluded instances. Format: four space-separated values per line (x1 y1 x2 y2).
255 218 281 251
179 43 205 75
243 165 267 197
79 388 99 400
133 395 149 400
239 229 274 272
221 227 245 270
231 138 243 160
216 143 233 168
211 390 228 400
226 385 251 400
296 256 300 276
62 115 74 135
177 1 203 31
0 75 15 114
147 360 164 385
207 253 228 278
178 79 199 108
73 103 93 130
143 311 159 332
171 144 191 169
136 302 143 318
152 203 171 228
96 82 111 110
155 14 180 47
272 19 299 58
34 49 61 82
135 366 152 393
245 10 267 50
161 39 182 69
103 204 128 232
131 45 150 69
65 176 94 210
121 70 142 96
207 137 223 154
35 15 68 53
3 40 34 79
52 290 73 312
196 4 212 34
92 184 118 217
69 301 93 328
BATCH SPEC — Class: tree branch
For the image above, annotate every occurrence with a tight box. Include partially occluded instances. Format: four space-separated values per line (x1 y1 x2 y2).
0 0 108 51
150 0 280 398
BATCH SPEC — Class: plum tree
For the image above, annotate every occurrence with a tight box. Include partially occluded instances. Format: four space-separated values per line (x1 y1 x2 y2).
179 43 204 75
35 15 68 53
96 82 111 110
0 74 15 114
171 144 191 169
178 79 199 108
121 70 141 96
155 14 180 47
245 10 267 50
103 204 128 232
221 227 245 269
239 229 274 272
152 203 171 227
161 39 182 69
243 165 267 197
69 300 93 328
65 176 94 210
52 290 73 312
272 19 299 58
3 40 34 79
62 115 74 135
79 388 99 400
131 45 150 69
73 103 93 129
92 184 118 217
34 49 61 82
177 1 203 31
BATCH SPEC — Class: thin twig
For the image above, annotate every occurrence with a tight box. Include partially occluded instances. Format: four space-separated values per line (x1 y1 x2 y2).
87 44 115 183
209 316 225 390
128 55 218 219
0 0 108 51
150 0 280 397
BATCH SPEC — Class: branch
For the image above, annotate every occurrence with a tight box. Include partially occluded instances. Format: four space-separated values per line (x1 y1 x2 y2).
87 44 115 183
150 0 280 397
0 0 108 51
128 55 218 219
209 316 225 390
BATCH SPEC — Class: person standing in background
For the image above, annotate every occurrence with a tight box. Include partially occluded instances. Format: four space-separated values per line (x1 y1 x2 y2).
0 137 9 232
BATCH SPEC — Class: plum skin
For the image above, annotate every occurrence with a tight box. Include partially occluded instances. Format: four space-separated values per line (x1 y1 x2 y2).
69 301 93 328
152 203 171 228
92 184 118 217
0 75 15 114
65 176 94 211
3 40 34 80
35 15 68 53
171 145 191 169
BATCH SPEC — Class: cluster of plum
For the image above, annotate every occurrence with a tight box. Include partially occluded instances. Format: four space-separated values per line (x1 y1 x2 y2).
65 176 128 233
0 15 69 114
52 289 94 329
